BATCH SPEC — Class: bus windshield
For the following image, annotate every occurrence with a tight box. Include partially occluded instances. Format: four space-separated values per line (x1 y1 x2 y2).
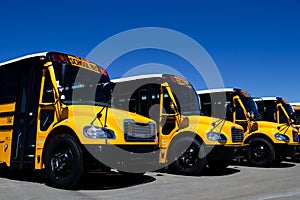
278 98 295 118
49 53 111 106
243 97 262 120
236 89 262 120
166 76 201 116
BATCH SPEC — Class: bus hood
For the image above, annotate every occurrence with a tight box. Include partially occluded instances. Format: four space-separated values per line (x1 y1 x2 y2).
67 105 155 124
58 105 157 144
185 115 244 138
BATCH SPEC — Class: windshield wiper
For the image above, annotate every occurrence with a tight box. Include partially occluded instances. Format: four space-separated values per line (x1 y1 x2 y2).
209 118 226 133
90 99 111 127
90 82 114 127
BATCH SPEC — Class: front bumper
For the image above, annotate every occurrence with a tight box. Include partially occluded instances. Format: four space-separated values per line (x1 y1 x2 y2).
275 144 296 158
84 144 160 173
205 145 241 161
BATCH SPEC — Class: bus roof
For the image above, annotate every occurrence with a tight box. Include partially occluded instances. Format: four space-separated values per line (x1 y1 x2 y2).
0 52 48 67
253 97 277 101
112 74 194 88
112 74 168 83
0 52 104 74
196 88 238 94
253 97 288 102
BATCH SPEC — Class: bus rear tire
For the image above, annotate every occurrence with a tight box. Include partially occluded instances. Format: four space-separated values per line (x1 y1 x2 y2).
168 137 206 175
246 137 275 167
45 134 84 189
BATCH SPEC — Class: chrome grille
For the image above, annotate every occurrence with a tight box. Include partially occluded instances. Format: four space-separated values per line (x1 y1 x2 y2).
231 127 244 142
124 119 157 142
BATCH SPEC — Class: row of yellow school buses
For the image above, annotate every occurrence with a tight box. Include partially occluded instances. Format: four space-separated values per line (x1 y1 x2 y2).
0 52 299 189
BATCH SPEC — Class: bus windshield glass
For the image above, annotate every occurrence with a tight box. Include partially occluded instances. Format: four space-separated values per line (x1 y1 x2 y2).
278 98 295 118
49 53 111 106
165 75 200 116
236 89 262 120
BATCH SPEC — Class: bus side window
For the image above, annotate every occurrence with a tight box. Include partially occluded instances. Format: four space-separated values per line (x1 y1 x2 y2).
42 72 54 103
0 66 20 103
40 71 55 131
162 90 175 114
264 104 276 122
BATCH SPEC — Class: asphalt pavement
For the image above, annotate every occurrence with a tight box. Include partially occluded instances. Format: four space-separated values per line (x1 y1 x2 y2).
0 160 300 200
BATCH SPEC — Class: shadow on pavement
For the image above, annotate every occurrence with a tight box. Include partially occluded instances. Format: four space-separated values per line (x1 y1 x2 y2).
77 172 156 190
285 156 300 163
230 159 296 168
157 165 240 177
0 165 156 190
0 166 45 184
202 167 240 177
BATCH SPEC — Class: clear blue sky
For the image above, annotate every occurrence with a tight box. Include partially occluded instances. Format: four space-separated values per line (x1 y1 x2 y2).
1 0 300 102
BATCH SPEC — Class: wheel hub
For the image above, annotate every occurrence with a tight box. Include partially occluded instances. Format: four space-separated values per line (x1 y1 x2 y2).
50 150 72 178
178 146 198 168
252 144 268 161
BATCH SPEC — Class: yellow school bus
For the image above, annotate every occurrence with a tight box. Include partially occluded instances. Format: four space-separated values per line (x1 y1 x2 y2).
291 103 300 124
253 97 300 160
0 52 158 188
198 89 299 167
254 97 296 124
292 104 300 159
112 74 244 175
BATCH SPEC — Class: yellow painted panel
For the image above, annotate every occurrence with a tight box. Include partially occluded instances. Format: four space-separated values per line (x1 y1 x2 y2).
0 116 14 126
0 102 16 112
0 130 13 165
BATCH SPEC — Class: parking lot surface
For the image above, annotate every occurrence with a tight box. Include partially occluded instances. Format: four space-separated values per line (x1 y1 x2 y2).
0 160 300 200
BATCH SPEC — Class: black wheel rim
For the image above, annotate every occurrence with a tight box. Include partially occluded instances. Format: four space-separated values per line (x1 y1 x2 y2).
177 143 199 169
50 147 74 180
250 141 270 162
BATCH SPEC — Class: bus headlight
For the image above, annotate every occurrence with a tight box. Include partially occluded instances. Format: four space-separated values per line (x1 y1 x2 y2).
206 132 227 143
274 133 290 142
83 126 115 139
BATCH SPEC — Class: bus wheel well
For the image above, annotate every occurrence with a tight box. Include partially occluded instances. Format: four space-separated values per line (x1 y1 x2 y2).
173 131 203 143
43 126 81 162
167 132 203 156
166 131 206 175
244 133 274 145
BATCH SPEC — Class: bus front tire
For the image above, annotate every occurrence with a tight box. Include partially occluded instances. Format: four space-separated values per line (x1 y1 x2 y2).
246 137 275 167
168 137 206 175
45 134 84 189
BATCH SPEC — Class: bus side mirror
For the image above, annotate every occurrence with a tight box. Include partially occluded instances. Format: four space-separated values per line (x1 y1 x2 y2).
247 112 255 120
59 107 68 121
170 102 178 113
170 102 175 110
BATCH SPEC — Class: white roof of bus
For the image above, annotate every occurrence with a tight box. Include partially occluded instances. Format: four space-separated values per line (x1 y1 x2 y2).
253 97 278 101
291 102 300 106
112 74 165 83
0 52 48 67
196 88 236 94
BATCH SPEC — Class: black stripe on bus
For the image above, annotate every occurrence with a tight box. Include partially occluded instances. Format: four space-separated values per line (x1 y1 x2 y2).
0 112 15 117
0 125 14 130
